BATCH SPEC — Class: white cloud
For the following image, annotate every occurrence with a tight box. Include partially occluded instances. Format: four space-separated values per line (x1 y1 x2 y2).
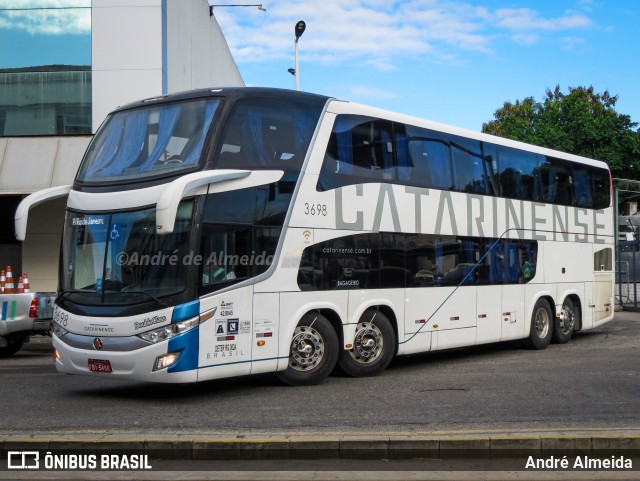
493 7 592 31
511 33 539 45
0 0 90 35
560 36 587 50
212 0 596 69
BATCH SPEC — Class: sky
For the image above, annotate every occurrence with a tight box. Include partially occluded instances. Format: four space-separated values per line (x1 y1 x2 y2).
0 0 90 67
0 0 638 132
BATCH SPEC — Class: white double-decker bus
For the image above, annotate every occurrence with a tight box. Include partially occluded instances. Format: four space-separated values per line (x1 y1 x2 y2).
16 87 615 385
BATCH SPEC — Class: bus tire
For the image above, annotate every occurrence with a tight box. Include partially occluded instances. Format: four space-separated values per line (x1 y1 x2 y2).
0 337 24 358
524 298 553 350
276 313 338 386
338 309 395 377
553 298 577 344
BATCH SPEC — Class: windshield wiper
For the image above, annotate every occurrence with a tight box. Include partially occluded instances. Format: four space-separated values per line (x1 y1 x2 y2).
58 288 168 308
57 289 93 301
118 290 168 307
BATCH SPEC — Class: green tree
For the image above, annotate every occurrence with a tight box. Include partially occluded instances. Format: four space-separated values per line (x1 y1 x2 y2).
482 85 640 179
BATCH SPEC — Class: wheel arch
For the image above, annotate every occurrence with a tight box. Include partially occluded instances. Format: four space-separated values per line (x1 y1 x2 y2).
374 305 399 356
562 293 583 331
314 307 344 345
278 300 347 372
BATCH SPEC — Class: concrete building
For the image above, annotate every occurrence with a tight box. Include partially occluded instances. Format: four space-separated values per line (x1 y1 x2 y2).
0 0 243 291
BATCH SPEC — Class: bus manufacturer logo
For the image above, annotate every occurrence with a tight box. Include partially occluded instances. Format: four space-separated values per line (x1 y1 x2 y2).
134 315 166 330
93 338 103 350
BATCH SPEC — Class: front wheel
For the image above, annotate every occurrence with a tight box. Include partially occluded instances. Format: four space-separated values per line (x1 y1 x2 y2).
338 309 396 377
276 313 338 386
0 337 24 358
524 298 553 350
553 298 578 344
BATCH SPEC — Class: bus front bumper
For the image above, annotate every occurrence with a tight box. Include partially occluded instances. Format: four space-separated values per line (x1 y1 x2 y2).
52 332 198 383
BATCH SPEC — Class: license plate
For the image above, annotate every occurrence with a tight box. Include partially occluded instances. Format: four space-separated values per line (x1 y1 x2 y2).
88 359 112 373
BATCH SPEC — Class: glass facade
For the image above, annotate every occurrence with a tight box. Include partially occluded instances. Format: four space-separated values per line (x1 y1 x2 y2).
0 5 91 136
0 67 91 136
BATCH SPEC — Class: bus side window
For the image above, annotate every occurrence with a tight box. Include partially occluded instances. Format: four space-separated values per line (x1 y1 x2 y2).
540 156 573 205
216 99 319 170
349 118 395 180
318 115 396 189
306 233 380 290
572 166 593 208
594 247 612 271
395 128 412 182
591 168 611 209
405 234 435 287
497 147 539 201
480 143 501 196
450 136 487 194
406 126 452 190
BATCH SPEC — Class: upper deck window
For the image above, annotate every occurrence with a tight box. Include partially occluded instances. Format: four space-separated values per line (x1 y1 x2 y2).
76 99 220 183
318 114 610 210
214 97 321 171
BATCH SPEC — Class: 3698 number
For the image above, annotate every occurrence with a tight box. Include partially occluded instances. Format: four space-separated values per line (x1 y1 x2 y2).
304 203 327 216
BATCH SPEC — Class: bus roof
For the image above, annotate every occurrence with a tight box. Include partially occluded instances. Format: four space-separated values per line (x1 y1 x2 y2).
112 87 332 113
113 86 609 171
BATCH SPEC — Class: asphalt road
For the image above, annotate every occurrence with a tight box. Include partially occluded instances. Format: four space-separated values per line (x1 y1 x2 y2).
1 311 639 436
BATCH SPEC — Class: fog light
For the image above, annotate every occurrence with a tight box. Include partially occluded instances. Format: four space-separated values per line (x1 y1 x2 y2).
153 352 180 371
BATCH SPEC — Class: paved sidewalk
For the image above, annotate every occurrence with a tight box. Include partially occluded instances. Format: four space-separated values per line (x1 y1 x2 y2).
2 428 640 460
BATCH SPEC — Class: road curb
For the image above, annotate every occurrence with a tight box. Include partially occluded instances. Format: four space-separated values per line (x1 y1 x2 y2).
2 431 640 460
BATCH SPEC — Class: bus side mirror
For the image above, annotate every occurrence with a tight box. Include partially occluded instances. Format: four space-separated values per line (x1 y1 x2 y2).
155 169 284 234
14 185 72 241
156 171 250 235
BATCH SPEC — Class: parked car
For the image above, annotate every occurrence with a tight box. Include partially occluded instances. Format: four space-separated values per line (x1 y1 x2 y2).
0 292 55 357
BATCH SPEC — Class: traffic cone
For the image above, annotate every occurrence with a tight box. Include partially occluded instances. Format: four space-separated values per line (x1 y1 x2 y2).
0 270 5 294
4 266 14 294
17 277 24 294
23 273 30 293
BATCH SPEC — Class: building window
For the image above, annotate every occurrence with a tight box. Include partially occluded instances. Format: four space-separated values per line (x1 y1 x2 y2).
0 5 91 136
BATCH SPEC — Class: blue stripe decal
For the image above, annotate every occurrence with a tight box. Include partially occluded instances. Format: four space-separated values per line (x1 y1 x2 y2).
167 327 199 373
172 300 200 323
1 301 7 321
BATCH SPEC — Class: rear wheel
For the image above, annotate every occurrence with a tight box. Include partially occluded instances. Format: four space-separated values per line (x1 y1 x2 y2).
0 337 24 358
553 298 578 344
276 313 338 386
338 309 395 377
524 298 553 350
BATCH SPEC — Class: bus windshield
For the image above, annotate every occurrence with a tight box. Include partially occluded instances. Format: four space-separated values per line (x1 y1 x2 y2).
60 201 194 305
76 99 220 183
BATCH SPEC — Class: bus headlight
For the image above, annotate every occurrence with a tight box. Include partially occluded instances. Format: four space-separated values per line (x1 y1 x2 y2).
138 316 199 343
138 326 173 343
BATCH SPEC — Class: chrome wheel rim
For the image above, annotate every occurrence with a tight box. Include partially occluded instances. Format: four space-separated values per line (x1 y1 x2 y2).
289 325 324 371
534 307 550 338
560 304 575 334
349 321 383 364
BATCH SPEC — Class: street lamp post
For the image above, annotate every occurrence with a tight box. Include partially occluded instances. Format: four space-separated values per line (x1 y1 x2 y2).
209 4 266 16
293 20 305 91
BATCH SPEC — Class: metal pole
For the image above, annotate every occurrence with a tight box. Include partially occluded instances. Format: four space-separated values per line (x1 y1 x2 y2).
616 185 623 309
294 37 299 91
